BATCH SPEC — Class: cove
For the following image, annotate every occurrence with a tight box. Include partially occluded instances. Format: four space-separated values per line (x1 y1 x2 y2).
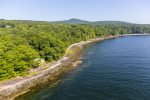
15 35 150 100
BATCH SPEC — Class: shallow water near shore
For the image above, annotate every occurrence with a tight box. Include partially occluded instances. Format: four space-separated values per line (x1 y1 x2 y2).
15 35 150 100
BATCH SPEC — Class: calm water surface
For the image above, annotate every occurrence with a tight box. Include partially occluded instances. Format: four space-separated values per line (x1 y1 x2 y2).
15 36 150 100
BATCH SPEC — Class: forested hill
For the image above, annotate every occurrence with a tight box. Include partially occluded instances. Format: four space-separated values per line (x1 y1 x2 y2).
52 19 91 24
0 19 150 80
51 18 133 25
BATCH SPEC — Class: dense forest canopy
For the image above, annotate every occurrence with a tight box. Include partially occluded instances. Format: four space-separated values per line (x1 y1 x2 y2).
0 19 150 80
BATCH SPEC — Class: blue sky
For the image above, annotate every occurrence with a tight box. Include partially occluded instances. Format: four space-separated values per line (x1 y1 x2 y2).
0 0 150 24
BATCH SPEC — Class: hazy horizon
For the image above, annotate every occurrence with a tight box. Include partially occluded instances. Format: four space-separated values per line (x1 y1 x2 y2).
1 0 150 24
0 18 138 24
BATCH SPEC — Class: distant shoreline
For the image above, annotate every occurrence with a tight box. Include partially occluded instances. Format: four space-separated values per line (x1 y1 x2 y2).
121 33 150 36
0 33 149 100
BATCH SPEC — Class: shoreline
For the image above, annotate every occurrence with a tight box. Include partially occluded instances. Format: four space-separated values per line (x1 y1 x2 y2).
121 33 150 36
0 34 147 100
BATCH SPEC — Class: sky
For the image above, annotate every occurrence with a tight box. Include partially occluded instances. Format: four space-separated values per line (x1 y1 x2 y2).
0 0 150 24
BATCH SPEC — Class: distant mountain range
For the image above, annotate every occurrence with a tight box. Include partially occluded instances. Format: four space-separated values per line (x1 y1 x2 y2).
51 18 133 25
0 18 137 25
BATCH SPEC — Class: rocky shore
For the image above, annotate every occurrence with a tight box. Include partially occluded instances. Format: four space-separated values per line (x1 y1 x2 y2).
0 35 121 100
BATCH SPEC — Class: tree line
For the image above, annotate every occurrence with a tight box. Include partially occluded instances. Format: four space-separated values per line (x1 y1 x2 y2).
0 20 150 80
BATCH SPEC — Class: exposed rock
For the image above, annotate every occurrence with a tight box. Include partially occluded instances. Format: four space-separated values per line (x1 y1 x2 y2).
0 35 121 100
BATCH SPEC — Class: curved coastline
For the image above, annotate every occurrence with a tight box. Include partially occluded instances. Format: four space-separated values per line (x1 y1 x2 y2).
0 34 148 100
